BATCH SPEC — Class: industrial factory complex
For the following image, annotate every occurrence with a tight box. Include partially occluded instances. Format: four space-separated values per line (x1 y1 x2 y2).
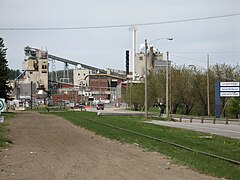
8 45 166 109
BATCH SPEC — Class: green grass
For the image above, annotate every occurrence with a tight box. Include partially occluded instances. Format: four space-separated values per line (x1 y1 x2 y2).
44 111 240 179
0 112 14 147
148 106 160 113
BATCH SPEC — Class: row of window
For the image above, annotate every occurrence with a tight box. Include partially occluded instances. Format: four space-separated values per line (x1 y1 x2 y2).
78 73 86 76
42 64 47 69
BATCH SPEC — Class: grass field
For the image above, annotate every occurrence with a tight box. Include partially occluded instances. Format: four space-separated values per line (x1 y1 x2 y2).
0 112 14 147
46 110 240 179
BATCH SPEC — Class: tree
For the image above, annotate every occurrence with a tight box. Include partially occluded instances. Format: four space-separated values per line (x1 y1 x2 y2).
0 37 11 100
171 65 196 115
148 72 162 108
123 62 240 117
129 83 145 111
171 67 181 114
226 98 240 119
190 67 208 116
211 64 240 117
7 69 21 80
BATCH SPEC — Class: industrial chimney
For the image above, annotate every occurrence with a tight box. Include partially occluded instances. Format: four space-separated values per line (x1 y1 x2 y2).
126 50 129 75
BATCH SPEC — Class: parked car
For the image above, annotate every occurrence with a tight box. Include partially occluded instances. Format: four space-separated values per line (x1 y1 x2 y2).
96 102 104 110
71 103 85 110
79 103 86 109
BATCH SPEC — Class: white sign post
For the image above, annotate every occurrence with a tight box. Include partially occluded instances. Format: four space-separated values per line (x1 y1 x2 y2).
219 82 240 97
216 81 240 118
0 98 5 112
220 82 240 87
0 98 5 123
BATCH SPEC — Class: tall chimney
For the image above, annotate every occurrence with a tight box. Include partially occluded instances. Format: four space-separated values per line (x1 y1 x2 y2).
126 50 129 75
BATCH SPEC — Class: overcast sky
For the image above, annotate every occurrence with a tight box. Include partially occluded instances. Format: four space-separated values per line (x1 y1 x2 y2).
0 0 240 71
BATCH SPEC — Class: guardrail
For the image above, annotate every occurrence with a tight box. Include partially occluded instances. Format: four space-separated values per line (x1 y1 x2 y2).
170 114 240 125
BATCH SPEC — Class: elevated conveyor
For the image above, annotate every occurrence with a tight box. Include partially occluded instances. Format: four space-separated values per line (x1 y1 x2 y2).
48 54 106 74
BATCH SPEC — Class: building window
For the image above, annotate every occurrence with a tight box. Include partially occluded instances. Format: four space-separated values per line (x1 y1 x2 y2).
42 65 47 69
139 57 143 60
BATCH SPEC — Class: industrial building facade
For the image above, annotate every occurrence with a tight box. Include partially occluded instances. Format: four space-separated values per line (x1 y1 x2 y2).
23 46 49 91
134 46 165 79
10 45 168 107
11 47 126 106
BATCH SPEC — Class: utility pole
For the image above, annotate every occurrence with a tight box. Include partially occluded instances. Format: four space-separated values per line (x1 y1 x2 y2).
169 60 172 114
144 39 148 119
31 81 33 109
168 57 172 114
81 84 83 103
132 27 137 80
166 52 169 120
207 54 210 116
130 79 132 110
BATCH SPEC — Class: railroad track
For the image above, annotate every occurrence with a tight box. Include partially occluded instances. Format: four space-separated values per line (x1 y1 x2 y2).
79 116 240 165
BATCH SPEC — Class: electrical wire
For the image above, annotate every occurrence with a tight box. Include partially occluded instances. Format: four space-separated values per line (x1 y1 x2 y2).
170 54 206 63
170 53 240 66
1 12 240 31
170 51 240 54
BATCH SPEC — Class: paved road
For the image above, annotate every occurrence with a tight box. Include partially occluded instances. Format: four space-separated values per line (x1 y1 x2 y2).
148 120 240 139
87 106 147 116
87 106 240 139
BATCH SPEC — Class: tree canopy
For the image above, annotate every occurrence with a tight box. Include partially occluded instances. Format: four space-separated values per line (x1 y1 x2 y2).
0 37 11 100
124 63 240 117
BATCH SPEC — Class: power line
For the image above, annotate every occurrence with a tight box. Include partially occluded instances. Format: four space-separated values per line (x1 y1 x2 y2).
170 53 240 67
171 54 206 63
1 12 240 31
170 51 240 54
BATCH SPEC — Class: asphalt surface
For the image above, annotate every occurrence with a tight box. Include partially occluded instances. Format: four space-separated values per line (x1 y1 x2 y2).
148 120 240 139
87 106 240 139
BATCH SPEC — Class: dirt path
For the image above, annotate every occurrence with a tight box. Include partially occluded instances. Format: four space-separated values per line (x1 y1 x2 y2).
0 111 218 180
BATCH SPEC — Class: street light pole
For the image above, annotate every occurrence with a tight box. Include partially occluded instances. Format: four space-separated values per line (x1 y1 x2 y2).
207 54 210 116
166 52 169 120
143 37 173 119
132 27 137 80
145 39 148 119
